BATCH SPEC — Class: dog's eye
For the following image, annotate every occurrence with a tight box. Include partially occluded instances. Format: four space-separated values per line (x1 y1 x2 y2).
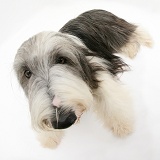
56 57 67 64
24 70 32 78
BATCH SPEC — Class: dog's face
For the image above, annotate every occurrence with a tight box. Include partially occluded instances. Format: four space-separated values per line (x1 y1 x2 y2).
14 32 100 131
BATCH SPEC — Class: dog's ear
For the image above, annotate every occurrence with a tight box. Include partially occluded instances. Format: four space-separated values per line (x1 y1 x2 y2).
60 9 152 75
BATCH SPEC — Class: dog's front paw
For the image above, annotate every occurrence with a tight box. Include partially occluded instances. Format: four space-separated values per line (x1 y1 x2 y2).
37 131 64 149
110 119 134 137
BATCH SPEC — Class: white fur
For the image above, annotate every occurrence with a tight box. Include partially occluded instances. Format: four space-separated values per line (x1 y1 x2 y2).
93 71 134 136
49 65 93 115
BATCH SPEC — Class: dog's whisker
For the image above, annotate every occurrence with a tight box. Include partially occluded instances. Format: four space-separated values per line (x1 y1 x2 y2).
55 108 59 127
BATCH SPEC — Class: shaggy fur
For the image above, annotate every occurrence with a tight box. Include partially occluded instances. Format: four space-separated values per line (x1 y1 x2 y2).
14 9 153 148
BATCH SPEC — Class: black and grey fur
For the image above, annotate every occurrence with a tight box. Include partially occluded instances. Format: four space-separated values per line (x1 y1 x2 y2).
60 10 137 75
14 9 152 148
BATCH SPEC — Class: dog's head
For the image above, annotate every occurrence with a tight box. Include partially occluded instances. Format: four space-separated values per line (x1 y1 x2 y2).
14 9 151 133
14 32 99 131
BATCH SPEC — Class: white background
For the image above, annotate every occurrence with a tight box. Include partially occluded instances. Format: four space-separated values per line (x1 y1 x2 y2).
0 0 160 160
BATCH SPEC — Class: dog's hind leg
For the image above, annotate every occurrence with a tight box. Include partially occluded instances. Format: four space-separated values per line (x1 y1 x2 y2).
120 27 153 59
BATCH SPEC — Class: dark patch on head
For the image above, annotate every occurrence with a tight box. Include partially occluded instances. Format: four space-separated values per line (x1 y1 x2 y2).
60 9 137 75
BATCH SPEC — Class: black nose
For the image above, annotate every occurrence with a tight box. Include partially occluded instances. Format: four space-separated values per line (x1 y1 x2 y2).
51 108 77 129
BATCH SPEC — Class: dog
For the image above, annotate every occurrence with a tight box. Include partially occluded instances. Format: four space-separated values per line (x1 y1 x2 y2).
14 9 152 148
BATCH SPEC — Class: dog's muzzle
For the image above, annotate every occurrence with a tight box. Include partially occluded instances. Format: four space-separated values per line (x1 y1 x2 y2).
51 107 77 129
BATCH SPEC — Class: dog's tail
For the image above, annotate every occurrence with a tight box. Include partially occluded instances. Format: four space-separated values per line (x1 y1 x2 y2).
60 9 153 75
